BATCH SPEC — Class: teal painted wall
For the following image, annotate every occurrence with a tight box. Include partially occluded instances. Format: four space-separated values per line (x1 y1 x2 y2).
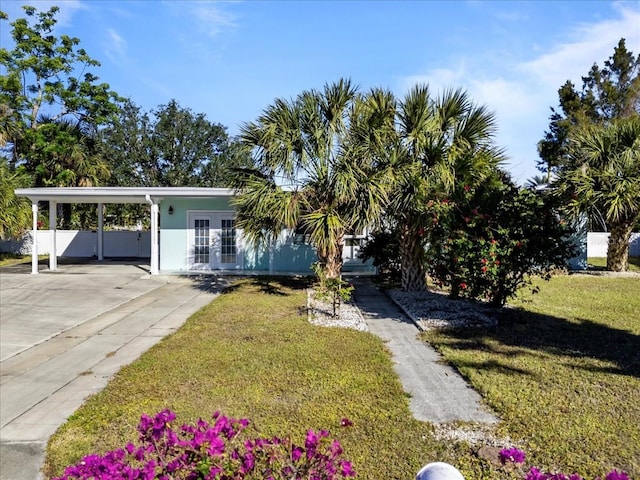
158 197 373 274
160 197 236 272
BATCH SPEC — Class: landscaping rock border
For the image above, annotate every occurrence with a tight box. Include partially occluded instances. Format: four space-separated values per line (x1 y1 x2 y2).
307 289 369 331
386 289 498 331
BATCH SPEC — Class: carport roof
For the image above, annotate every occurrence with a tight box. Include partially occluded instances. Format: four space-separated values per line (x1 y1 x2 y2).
15 187 235 204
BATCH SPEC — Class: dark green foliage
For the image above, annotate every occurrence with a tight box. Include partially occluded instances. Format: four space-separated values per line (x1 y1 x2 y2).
540 39 640 271
99 99 251 188
96 99 251 227
357 227 402 281
231 79 389 280
0 5 122 162
538 38 640 179
0 157 32 239
1 5 121 229
425 175 577 306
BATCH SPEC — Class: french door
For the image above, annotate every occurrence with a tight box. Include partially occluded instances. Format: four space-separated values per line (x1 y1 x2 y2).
188 212 240 270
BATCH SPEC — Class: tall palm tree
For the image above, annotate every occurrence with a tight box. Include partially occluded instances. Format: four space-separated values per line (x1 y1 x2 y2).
381 86 505 291
231 79 389 279
0 158 32 240
559 116 640 271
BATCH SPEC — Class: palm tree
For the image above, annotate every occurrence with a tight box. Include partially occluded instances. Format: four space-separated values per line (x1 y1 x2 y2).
0 158 32 240
525 174 550 190
19 116 111 228
559 116 640 271
231 79 388 279
370 85 504 291
26 116 110 188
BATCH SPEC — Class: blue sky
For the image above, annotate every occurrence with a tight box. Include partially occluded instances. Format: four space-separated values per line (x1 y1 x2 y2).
2 0 639 184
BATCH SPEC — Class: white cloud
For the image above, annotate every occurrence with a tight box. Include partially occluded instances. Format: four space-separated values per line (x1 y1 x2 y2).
520 4 640 89
190 2 236 37
2 0 86 28
164 0 237 38
399 63 468 96
396 2 640 183
103 28 127 66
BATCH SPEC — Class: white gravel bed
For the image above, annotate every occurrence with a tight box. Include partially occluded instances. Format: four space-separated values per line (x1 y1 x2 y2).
387 289 498 330
307 290 369 331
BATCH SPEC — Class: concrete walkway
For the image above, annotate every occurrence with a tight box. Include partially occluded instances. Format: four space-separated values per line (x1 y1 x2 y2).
352 278 498 424
0 265 226 480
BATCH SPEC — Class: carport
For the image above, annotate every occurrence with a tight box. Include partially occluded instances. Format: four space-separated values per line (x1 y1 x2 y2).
14 187 234 275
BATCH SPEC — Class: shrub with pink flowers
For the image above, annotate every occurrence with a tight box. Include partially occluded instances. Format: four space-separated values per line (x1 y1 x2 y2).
499 447 629 480
54 409 355 480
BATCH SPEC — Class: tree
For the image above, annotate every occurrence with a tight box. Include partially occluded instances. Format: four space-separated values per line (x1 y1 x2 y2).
425 173 577 306
557 117 640 271
99 99 250 188
0 5 121 146
0 157 32 239
231 79 388 279
359 85 504 291
0 5 121 171
538 38 639 180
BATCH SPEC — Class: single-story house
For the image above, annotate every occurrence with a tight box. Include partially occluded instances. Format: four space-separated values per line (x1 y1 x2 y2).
14 187 374 276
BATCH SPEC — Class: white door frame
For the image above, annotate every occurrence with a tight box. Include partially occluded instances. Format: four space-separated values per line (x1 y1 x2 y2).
187 211 242 270
187 211 214 270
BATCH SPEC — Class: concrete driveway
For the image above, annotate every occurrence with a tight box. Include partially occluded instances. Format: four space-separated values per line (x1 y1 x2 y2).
0 261 227 480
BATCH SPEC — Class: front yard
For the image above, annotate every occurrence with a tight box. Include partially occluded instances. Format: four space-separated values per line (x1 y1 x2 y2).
423 274 639 478
44 275 639 479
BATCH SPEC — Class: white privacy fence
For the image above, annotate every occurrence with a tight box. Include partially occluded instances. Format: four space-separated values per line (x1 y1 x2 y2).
587 232 640 257
0 230 151 257
3 230 637 261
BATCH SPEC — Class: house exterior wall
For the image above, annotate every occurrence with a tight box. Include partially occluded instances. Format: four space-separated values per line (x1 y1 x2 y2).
159 197 238 272
158 199 372 274
158 198 320 274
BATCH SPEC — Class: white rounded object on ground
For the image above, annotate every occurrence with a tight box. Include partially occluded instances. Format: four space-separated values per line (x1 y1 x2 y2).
416 462 465 480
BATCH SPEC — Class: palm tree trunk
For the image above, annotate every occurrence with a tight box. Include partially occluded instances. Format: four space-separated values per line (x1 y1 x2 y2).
325 247 342 278
318 244 344 280
607 222 632 272
399 225 427 291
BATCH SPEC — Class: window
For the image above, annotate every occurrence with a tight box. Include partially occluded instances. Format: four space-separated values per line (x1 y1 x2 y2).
194 219 210 264
220 219 237 264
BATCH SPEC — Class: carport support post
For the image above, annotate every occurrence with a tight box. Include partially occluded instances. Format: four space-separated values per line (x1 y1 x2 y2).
97 203 104 261
150 202 159 275
31 202 38 274
49 200 57 271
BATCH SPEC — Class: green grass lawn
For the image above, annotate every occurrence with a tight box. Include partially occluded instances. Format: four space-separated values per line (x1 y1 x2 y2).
44 279 451 479
43 275 639 479
588 256 640 272
0 253 49 267
0 253 30 266
422 274 640 478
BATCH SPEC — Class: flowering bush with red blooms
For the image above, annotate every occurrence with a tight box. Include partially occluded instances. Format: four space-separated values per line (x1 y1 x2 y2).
425 176 577 306
54 409 355 480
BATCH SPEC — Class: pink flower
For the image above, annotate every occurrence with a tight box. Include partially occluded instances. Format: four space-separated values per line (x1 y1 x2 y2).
499 447 526 464
340 417 353 427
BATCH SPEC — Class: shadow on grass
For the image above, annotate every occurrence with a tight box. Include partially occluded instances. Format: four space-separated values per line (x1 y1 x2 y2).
184 275 313 296
587 255 640 271
439 308 640 379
